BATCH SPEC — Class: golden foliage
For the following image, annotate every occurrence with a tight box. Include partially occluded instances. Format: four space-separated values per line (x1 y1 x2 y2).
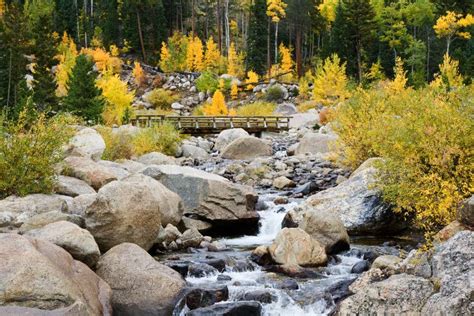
312 54 350 107
200 90 235 116
159 42 172 72
231 83 239 100
186 36 204 71
236 101 276 116
96 74 135 125
245 71 259 90
434 11 474 40
431 54 463 92
279 43 294 81
267 0 287 22
383 57 407 94
55 32 78 97
132 61 146 88
145 88 179 110
159 32 188 72
227 42 244 78
318 0 338 24
81 47 122 74
298 70 313 99
204 37 222 72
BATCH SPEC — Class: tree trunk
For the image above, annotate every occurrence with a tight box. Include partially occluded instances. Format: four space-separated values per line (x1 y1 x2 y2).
267 18 271 77
191 0 195 36
357 43 362 82
296 28 303 77
224 0 230 54
274 22 279 63
136 9 147 62
217 0 222 53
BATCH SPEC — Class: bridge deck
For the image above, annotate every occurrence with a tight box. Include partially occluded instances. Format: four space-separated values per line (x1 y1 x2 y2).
130 115 291 135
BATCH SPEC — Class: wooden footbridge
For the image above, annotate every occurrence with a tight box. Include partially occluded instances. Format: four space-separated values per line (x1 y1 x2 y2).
130 115 292 135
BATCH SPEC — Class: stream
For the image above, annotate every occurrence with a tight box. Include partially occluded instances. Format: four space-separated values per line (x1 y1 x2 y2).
165 187 418 315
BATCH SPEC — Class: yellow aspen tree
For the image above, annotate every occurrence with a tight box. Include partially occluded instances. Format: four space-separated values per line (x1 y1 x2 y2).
245 71 259 90
431 54 463 91
204 37 221 71
312 54 350 107
132 61 146 88
109 44 120 57
227 42 239 77
96 74 135 125
55 32 78 97
231 83 239 100
318 0 338 24
0 0 5 16
186 35 196 71
279 43 294 81
193 37 204 71
202 90 231 115
434 11 474 55
267 0 287 62
159 42 172 72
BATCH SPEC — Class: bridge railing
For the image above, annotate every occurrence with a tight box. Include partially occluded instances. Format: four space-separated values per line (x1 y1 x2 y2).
130 115 291 134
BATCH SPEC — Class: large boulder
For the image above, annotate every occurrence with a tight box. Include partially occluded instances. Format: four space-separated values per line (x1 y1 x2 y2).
295 132 337 155
141 165 258 230
221 136 272 160
96 243 185 316
422 230 473 315
181 144 210 160
457 195 473 228
62 157 117 190
214 128 249 151
55 175 96 197
0 194 68 229
302 158 405 235
0 234 111 315
85 174 178 252
137 151 178 165
19 211 84 233
268 227 327 267
337 273 434 315
66 127 105 161
299 208 350 254
25 221 100 268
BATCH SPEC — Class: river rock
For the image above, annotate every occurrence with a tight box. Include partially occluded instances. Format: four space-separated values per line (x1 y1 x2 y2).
214 128 250 151
275 102 297 115
185 285 229 310
97 160 130 179
140 165 258 230
457 195 473 228
0 233 111 315
272 176 296 189
371 255 402 271
62 157 117 190
136 151 178 165
181 216 213 232
337 274 434 315
187 301 262 316
302 158 405 235
96 243 185 316
398 250 431 278
0 194 68 229
156 223 182 245
181 144 210 160
188 263 218 277
299 208 350 254
181 227 204 248
295 132 337 155
55 175 96 197
268 227 327 268
19 211 84 233
85 174 167 252
351 260 370 273
25 221 100 268
66 127 105 161
119 159 146 173
422 230 473 315
221 136 272 160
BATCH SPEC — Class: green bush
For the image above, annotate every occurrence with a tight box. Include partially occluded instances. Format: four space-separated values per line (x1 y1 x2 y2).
0 112 75 198
195 71 219 93
145 88 179 110
97 122 182 160
265 85 285 101
236 102 277 116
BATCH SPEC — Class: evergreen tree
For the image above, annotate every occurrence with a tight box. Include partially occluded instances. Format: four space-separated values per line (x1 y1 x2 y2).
96 0 120 47
246 0 268 75
0 4 30 112
63 54 104 122
30 14 59 111
54 0 78 40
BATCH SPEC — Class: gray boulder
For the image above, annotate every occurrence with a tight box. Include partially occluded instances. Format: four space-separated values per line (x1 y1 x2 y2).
181 144 210 160
295 132 337 155
85 174 168 252
458 195 473 228
302 158 405 235
214 128 249 151
136 152 178 165
55 175 96 197
19 211 84 233
25 221 100 268
66 127 106 161
275 102 297 115
0 234 111 315
96 243 185 316
221 136 272 160
141 165 258 224
62 157 117 190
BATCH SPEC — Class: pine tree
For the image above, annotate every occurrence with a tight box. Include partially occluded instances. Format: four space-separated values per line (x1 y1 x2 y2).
246 0 268 75
63 54 104 122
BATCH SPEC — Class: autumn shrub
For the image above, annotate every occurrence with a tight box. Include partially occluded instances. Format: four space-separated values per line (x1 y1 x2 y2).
265 85 285 101
96 126 134 160
236 102 277 116
331 74 473 234
195 71 219 93
145 88 179 110
199 90 236 116
297 100 318 112
132 122 182 156
97 74 135 125
0 112 75 198
312 54 350 107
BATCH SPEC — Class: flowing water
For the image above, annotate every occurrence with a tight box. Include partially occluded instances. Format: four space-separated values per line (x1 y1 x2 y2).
168 188 410 315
